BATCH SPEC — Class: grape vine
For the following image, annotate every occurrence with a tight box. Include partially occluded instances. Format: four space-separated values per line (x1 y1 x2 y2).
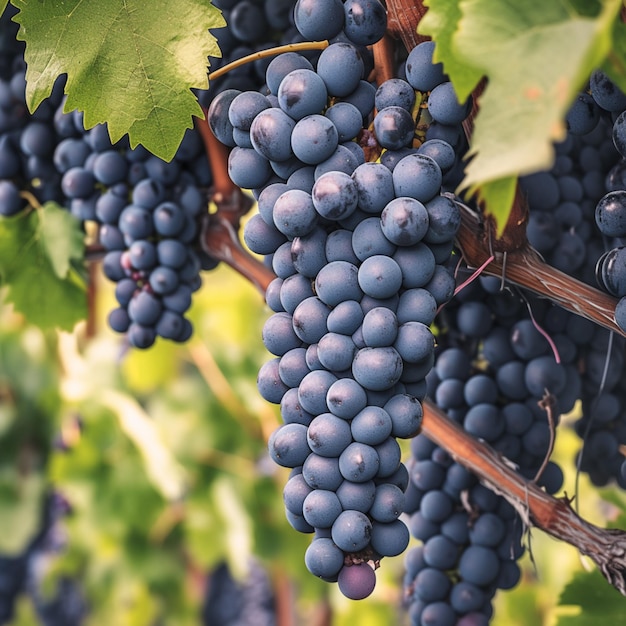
2 0 626 625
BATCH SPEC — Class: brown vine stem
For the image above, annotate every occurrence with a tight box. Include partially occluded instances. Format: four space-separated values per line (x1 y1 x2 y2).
196 110 237 202
201 213 274 296
455 203 625 338
421 398 626 595
373 32 396 85
385 0 429 50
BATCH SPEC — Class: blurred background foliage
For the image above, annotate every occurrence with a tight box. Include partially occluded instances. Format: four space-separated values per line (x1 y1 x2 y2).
1 246 625 625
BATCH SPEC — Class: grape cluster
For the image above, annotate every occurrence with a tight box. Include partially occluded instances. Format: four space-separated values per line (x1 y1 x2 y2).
205 7 476 597
592 71 626 330
0 554 27 625
403 274 578 625
202 559 276 626
0 2 222 348
519 77 626 492
94 135 216 349
0 492 85 626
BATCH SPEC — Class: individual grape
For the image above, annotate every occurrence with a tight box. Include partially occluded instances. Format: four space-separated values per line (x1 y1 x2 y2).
590 69 626 112
405 41 446 93
127 322 157 348
352 346 403 391
369 483 405 523
302 489 343 528
414 567 452 602
357 254 403 299
350 405 393 445
292 296 331 344
92 149 127 185
380 197 429 246
424 194 461 243
338 441 380 482
373 105 415 150
277 68 328 120
382 460 409 492
565 89 601 134
342 0 387 46
307 412 352 457
393 243 437 289
331 510 372 551
316 43 364 98
293 0 345 41
304 537 345 579
19 120 55 157
352 161 396 214
370 519 410 557
336 479 376 513
227 146 272 188
291 114 339 165
326 300 363 335
458 546 500 586
392 153 443 203
312 170 359 221
0 179 22 215
268 423 310 468
291 227 329 277
427 81 472 126
272 188 318 238
325 102 363 142
228 91 271 131
250 106 296 162
315 260 362 306
595 190 626 237
524 355 567 396
383 393 423 438
352 216 397 261
326 377 368 419
361 306 398 347
298 369 338 414
229 1 268 42
61 166 95 199
450 582 486 614
419 489 454 523
419 601 457 626
317 331 358 371
337 562 376 600
417 139 456 175
375 78 416 113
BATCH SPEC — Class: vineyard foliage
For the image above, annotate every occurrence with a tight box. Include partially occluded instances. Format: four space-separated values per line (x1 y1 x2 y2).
1 0 626 625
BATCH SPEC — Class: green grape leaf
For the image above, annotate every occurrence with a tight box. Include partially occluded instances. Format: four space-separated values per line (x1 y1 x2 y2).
99 390 188 502
421 0 621 231
0 2 9 20
419 0 483 102
12 0 226 161
0 470 45 554
0 205 87 330
469 175 518 237
556 568 626 625
602 19 626 95
39 202 85 279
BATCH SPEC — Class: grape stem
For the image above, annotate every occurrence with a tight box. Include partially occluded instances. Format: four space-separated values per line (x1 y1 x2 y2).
421 398 626 595
385 0 429 50
454 201 625 338
209 41 330 82
196 110 238 203
200 213 274 296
